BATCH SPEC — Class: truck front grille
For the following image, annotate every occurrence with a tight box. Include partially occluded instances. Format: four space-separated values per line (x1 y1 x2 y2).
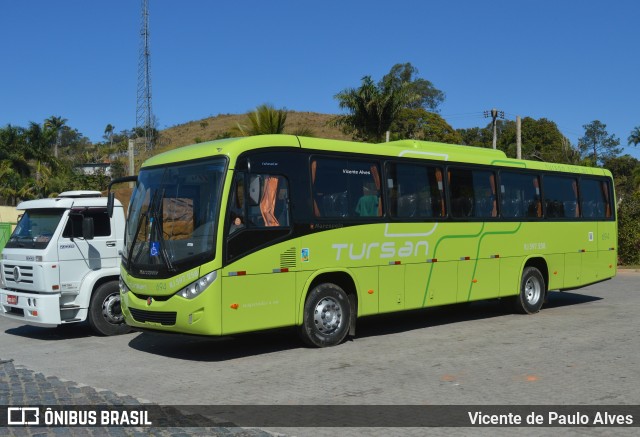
129 308 176 326
3 264 34 284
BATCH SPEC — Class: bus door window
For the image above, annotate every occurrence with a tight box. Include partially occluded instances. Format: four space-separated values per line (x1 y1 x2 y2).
228 172 246 235
247 174 289 227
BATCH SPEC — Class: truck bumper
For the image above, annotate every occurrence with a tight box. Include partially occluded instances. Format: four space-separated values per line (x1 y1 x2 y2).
0 289 62 327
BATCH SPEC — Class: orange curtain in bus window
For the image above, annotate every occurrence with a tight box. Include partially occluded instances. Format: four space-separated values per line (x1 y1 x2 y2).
571 179 580 217
489 173 497 217
435 169 445 216
370 164 382 216
311 161 321 217
533 177 542 217
601 181 612 218
260 176 280 226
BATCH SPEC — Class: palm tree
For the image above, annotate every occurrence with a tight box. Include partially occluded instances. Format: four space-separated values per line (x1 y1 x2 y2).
628 126 640 147
234 104 288 136
104 124 115 147
44 116 67 158
331 75 417 143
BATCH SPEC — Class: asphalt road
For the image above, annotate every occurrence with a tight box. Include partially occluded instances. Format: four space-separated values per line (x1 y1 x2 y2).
1 271 639 436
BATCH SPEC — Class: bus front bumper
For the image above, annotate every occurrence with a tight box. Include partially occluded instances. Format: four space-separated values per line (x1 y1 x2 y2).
121 286 221 336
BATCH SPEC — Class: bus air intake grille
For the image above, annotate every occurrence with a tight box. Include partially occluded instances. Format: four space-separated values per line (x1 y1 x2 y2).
129 308 177 326
280 247 297 269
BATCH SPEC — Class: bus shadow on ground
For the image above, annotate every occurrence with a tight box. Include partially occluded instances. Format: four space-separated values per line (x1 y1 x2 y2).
356 291 602 339
4 322 95 340
126 291 601 362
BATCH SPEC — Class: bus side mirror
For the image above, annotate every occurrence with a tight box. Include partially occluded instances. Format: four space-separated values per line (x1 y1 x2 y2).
82 217 95 240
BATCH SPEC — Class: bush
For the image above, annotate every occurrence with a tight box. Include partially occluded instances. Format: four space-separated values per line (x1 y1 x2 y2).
617 192 640 265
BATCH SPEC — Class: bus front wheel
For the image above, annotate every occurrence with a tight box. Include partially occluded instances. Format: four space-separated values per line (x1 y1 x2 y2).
300 283 351 347
514 267 545 314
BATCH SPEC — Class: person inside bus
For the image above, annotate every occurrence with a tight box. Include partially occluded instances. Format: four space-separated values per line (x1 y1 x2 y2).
355 184 380 217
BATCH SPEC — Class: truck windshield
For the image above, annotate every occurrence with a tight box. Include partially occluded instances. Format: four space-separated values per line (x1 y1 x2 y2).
5 209 65 250
123 158 226 278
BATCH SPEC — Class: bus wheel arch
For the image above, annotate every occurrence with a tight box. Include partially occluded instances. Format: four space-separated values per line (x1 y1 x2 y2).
299 271 357 347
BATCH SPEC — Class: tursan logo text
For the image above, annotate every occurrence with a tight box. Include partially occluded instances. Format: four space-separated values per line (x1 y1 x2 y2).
332 241 429 261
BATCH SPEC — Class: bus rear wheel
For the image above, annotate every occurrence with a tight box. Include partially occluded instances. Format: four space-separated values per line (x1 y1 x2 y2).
88 281 132 336
514 267 545 314
300 283 351 347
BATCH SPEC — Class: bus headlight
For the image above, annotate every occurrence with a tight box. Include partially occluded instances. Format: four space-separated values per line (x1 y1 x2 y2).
119 276 130 294
176 271 217 299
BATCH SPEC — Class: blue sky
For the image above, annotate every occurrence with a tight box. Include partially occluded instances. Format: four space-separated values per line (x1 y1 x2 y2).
1 0 639 159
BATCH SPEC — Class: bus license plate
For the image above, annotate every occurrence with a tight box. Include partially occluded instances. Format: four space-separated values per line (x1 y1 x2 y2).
7 295 17 305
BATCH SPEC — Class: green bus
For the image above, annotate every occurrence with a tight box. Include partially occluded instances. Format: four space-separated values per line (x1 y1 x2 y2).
117 135 617 347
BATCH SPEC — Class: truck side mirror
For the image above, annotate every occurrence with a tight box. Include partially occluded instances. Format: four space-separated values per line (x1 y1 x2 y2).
107 192 115 218
82 217 95 240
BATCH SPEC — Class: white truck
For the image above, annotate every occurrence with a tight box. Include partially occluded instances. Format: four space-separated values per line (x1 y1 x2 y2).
0 191 129 335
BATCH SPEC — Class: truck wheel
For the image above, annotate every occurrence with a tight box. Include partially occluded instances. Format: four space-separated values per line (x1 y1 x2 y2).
513 267 545 314
88 281 131 336
299 283 351 347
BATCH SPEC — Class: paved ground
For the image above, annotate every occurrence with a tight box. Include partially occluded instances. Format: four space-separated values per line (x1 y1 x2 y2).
1 271 639 436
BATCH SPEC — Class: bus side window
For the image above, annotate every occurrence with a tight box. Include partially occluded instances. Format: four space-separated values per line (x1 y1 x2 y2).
386 162 444 219
449 168 496 219
311 158 382 219
543 175 579 219
580 178 612 219
499 172 542 219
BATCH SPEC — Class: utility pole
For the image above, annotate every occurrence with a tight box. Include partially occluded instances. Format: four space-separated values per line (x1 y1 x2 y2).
484 108 505 149
516 115 522 159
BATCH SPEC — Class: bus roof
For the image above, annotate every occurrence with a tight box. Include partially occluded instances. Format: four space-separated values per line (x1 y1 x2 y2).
142 134 611 178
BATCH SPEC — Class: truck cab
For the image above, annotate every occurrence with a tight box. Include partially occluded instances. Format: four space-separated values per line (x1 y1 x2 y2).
0 191 129 335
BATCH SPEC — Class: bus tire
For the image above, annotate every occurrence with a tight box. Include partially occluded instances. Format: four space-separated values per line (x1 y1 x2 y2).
88 281 131 336
300 283 351 347
514 267 545 314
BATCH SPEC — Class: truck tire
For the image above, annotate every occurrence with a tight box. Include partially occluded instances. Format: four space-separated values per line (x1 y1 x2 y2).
88 281 131 336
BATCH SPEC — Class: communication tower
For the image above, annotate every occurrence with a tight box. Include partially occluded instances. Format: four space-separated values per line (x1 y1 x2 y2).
136 0 154 150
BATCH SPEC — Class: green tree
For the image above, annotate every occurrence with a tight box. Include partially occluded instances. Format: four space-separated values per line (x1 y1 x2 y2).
234 104 288 136
44 115 68 158
331 74 416 142
628 126 640 147
617 192 640 265
382 63 445 112
578 120 621 166
390 108 462 143
602 155 640 200
104 124 115 147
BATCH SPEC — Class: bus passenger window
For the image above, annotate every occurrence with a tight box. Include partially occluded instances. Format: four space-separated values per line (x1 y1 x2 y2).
386 163 444 219
580 178 612 219
543 175 579 218
499 172 542 219
311 158 382 219
449 168 496 219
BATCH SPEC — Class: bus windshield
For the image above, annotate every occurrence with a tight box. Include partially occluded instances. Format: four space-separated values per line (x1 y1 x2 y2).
124 158 226 278
6 209 65 250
